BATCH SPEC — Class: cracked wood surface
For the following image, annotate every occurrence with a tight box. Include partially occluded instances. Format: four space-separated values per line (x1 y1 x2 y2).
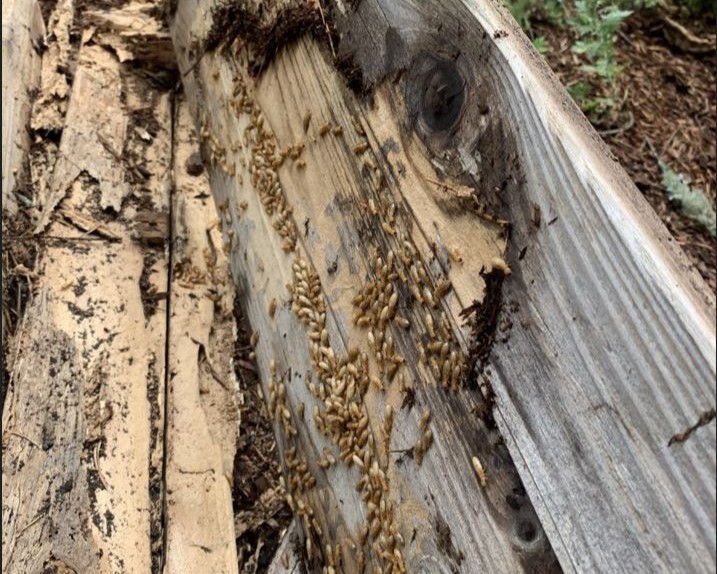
2 4 240 573
2 38 170 572
172 0 716 573
164 98 239 574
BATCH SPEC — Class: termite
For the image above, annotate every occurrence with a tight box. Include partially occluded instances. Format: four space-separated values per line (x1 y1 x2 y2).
352 116 366 136
449 246 463 265
435 279 452 299
353 141 370 154
532 203 541 228
472 455 488 487
419 409 431 431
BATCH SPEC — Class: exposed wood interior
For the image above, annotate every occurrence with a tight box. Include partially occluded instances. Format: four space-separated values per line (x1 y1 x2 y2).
2 4 242 573
164 98 240 574
2 35 170 572
1 0 44 216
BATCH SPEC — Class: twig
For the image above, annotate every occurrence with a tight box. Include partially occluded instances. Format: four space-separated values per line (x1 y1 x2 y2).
93 442 109 490
5 431 41 449
317 0 336 59
598 111 634 137
17 512 45 536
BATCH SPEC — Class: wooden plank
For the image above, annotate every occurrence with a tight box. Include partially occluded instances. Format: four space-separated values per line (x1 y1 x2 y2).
163 97 240 574
171 3 561 574
1 0 44 215
171 0 716 572
267 521 304 574
34 30 129 231
1 30 172 574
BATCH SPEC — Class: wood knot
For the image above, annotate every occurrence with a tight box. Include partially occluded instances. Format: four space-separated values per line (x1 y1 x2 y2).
419 60 465 133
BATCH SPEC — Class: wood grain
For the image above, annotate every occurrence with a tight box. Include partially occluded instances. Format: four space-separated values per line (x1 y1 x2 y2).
163 98 240 574
1 0 44 215
3 8 242 572
2 39 171 573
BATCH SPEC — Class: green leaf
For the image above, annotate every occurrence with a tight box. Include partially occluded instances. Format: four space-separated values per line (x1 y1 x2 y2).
659 161 716 237
532 36 550 55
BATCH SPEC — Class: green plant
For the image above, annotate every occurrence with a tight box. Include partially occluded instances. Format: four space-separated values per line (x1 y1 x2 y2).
505 0 565 31
532 36 550 54
658 161 716 237
569 1 632 84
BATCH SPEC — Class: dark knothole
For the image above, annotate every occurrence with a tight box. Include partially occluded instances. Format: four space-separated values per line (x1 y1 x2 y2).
419 60 466 132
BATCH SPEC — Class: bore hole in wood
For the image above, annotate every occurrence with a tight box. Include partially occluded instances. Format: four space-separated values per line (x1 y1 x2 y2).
516 519 538 544
420 61 465 133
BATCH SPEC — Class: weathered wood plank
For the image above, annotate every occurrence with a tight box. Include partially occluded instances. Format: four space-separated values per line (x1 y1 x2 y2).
171 0 716 572
1 0 44 215
34 32 129 230
2 32 171 574
163 97 240 574
171 2 560 574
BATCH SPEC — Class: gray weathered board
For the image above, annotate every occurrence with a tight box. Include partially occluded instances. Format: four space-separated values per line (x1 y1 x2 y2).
171 0 716 573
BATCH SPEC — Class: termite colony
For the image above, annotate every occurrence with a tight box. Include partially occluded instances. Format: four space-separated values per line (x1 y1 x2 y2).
227 75 299 253
222 62 407 573
289 258 407 574
348 125 473 472
200 115 239 178
218 35 484 567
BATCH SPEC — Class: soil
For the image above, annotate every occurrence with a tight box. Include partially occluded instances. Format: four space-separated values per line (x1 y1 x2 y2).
534 9 716 292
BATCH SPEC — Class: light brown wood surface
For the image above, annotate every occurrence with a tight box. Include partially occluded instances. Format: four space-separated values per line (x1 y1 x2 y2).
1 0 44 216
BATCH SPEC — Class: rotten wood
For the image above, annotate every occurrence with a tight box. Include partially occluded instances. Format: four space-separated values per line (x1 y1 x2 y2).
163 97 240 574
3 5 241 573
171 0 716 573
2 36 171 572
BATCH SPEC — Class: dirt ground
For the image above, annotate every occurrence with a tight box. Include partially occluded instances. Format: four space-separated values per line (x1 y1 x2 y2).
535 9 716 292
231 303 293 573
